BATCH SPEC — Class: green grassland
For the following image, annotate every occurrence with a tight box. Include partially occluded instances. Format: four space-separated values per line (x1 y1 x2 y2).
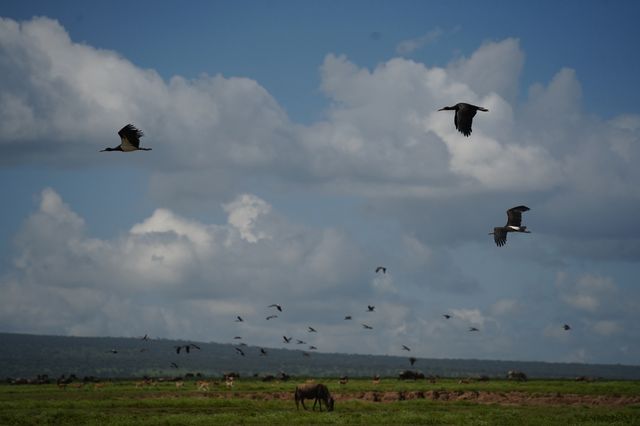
1 379 639 425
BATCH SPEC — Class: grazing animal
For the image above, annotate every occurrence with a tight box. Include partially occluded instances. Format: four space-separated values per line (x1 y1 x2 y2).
283 336 292 343
101 124 151 152
344 315 352 320
294 383 335 411
402 345 411 351
196 381 210 391
268 304 283 312
175 381 184 389
438 103 488 137
339 376 349 385
563 324 571 331
507 370 528 382
266 315 278 320
308 327 317 333
362 323 373 330
375 266 387 274
490 205 531 247
225 377 234 388
372 375 381 385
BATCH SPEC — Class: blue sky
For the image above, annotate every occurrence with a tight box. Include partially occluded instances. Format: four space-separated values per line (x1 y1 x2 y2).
1 1 639 365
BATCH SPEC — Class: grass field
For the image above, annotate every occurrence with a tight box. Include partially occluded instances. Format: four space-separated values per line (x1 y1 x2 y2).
1 378 639 425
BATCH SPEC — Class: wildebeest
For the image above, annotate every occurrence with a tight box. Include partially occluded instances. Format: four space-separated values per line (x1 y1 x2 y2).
294 383 334 412
507 370 528 381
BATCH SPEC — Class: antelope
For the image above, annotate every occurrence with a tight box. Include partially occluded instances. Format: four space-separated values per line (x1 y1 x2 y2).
196 381 210 391
294 383 334 411
175 381 184 389
225 377 234 388
93 383 105 390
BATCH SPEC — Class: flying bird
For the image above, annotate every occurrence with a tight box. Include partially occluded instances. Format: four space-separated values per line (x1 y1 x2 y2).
402 345 411 352
266 315 278 320
469 327 480 332
235 347 245 356
233 336 242 340
309 345 318 350
344 316 352 320
443 314 452 319
438 103 488 137
490 206 531 247
101 124 151 152
362 323 374 330
563 324 571 331
409 357 417 366
375 266 387 274
235 316 244 322
308 327 317 333
107 349 118 354
283 336 292 343
141 334 150 341
260 348 268 356
296 340 306 345
268 304 283 312
170 362 179 369
367 305 375 312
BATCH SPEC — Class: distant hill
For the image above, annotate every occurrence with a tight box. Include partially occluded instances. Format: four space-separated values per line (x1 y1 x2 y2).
1 332 639 380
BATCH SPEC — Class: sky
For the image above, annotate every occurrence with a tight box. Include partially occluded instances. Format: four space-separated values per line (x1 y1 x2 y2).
1 0 640 365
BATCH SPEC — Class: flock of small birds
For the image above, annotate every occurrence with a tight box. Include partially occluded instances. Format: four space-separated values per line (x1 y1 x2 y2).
102 102 572 367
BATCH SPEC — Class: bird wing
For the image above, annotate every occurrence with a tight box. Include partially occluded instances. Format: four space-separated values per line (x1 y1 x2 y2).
493 227 507 247
506 205 530 227
454 105 477 137
118 124 143 150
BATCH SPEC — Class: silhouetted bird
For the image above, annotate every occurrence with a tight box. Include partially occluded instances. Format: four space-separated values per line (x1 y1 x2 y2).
308 327 317 333
402 345 411 351
283 336 292 343
367 305 375 312
443 314 452 319
235 316 243 322
235 347 245 356
438 103 488 137
409 357 417 366
189 343 201 351
362 323 373 330
268 304 283 312
266 315 278 320
107 349 118 354
101 124 151 152
309 346 318 350
563 324 571 331
490 206 531 247
344 315 352 320
260 348 268 356
469 327 480 332
375 266 387 274
234 336 242 340
170 362 179 369
141 334 150 341
296 340 306 345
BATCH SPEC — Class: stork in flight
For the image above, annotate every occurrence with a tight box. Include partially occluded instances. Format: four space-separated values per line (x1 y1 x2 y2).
490 205 531 247
308 327 317 333
367 305 375 312
268 304 283 312
235 316 244 322
402 345 411 352
101 124 151 152
283 336 292 343
344 315 352 320
266 315 278 320
438 103 488 137
375 266 387 274
362 323 373 330
563 324 571 331
442 314 452 319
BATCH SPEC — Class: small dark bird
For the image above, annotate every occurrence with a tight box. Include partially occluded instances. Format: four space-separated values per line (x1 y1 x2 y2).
402 345 411 351
563 324 571 331
490 206 531 247
283 336 292 343
268 304 283 312
309 345 318 350
375 266 387 274
443 314 452 319
296 340 306 345
101 124 151 152
362 323 373 330
469 327 480 332
141 334 150 341
308 327 317 333
344 315 352 320
367 305 375 312
234 336 242 340
235 316 243 322
107 349 118 354
170 362 179 369
266 315 278 320
409 357 417 366
235 347 245 356
260 348 268 356
438 103 489 137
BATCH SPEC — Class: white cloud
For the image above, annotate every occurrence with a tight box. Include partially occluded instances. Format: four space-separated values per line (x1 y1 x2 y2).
396 28 444 55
